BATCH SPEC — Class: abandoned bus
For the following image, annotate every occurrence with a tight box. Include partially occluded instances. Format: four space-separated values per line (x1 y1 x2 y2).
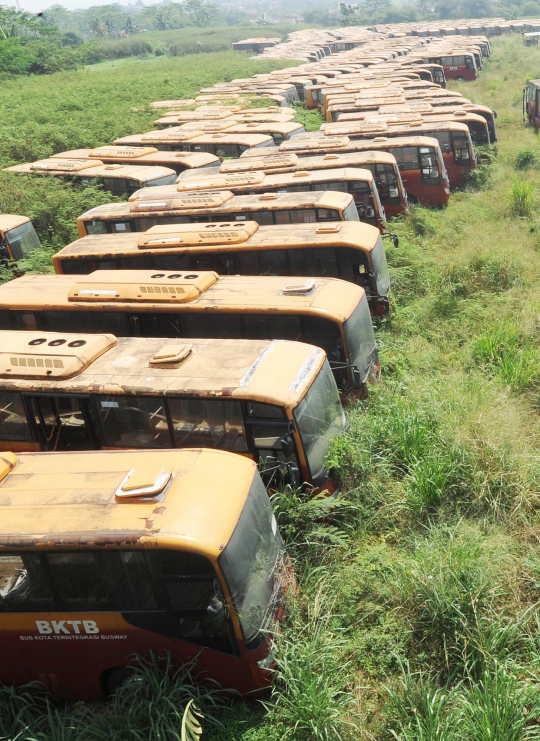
216 150 409 218
4 159 177 197
76 190 360 238
0 330 345 492
130 168 387 232
0 215 42 269
0 271 378 394
113 131 274 158
50 147 220 176
52 221 391 315
306 121 476 187
154 121 305 144
242 136 450 207
0 446 287 698
524 79 540 129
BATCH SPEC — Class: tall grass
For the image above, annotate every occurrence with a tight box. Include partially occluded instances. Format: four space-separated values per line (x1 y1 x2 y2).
264 587 359 741
508 177 534 216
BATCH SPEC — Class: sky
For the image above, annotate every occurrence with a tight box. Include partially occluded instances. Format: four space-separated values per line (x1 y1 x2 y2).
16 0 163 14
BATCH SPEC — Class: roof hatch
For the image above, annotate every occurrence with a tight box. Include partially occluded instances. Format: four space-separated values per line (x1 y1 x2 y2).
115 466 172 499
175 171 265 191
137 221 259 249
281 279 316 296
0 332 116 380
68 270 218 303
149 343 193 365
178 121 236 132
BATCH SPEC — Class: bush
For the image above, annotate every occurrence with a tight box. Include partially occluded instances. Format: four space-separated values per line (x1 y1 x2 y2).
514 147 538 169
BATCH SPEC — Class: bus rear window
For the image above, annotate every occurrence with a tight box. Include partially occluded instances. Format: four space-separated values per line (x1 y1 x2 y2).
84 220 107 235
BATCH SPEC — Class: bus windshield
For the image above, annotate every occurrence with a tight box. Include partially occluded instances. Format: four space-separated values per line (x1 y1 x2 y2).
5 222 42 262
294 362 344 482
371 236 391 297
343 294 376 378
220 475 284 645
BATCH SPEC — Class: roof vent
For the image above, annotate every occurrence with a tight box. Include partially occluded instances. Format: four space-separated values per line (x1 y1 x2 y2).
373 136 388 142
292 171 310 177
92 146 158 158
149 343 193 365
281 279 316 295
0 332 116 379
323 154 340 160
258 193 280 200
115 467 172 499
0 452 17 484
138 221 259 249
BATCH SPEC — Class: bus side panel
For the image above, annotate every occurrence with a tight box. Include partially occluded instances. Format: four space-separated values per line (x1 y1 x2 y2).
0 612 254 700
442 153 468 187
0 441 41 452
398 171 449 207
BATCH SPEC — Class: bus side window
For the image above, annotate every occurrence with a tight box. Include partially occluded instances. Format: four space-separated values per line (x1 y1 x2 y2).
250 211 274 225
0 391 33 441
292 209 317 224
316 208 340 221
179 312 242 339
96 396 172 449
259 250 289 276
168 398 248 453
245 402 294 476
44 552 118 611
301 315 343 362
237 251 260 275
85 220 107 235
38 311 130 336
288 247 339 278
243 313 301 342
192 252 239 275
0 553 55 611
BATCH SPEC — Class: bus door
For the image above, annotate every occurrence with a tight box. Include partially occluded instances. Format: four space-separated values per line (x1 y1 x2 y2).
245 401 300 487
23 395 99 451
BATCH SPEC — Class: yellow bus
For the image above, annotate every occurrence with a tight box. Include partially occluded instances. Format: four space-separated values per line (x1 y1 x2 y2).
131 167 387 232
113 131 274 158
49 147 220 176
0 215 42 269
0 447 287 698
0 329 344 492
4 159 177 197
240 134 450 206
153 113 298 128
76 190 361 238
0 271 378 394
52 221 392 315
218 150 409 218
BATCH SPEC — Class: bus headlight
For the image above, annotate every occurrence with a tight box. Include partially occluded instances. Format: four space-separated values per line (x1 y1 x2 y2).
257 651 277 670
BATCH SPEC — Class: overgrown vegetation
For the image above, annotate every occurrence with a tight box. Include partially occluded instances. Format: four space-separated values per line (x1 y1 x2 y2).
2 31 540 741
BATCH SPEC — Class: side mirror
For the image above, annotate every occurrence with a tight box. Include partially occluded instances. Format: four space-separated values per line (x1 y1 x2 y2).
287 463 300 487
392 233 399 248
493 110 498 119
351 365 362 388
280 434 295 458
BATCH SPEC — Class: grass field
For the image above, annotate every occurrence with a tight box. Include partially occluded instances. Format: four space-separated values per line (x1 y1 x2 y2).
2 32 540 741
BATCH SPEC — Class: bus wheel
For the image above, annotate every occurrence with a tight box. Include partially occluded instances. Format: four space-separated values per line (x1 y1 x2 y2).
103 666 137 697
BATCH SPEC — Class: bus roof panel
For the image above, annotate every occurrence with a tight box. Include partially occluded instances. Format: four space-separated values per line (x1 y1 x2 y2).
0 332 326 408
0 272 363 322
0 447 258 555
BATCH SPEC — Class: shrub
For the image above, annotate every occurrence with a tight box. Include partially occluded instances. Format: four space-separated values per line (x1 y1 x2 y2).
514 147 538 169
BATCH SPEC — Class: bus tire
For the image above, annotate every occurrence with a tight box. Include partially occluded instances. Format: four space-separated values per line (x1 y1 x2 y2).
103 666 136 697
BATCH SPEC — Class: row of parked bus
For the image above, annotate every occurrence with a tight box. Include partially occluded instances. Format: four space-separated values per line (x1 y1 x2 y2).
0 23 492 701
